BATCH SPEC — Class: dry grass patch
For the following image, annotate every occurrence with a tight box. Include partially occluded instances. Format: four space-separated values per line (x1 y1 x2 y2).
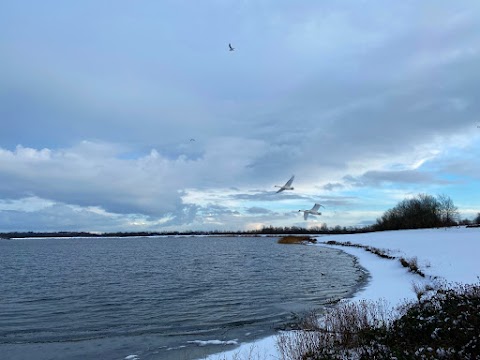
278 299 394 360
278 236 317 245
324 240 427 277
399 256 425 277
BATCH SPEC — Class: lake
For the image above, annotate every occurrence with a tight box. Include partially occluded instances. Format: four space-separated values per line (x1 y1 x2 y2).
0 236 367 360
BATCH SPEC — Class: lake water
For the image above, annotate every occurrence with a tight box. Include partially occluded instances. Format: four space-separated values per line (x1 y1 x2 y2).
0 236 367 360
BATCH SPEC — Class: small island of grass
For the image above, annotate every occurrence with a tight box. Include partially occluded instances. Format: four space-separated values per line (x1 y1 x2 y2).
277 236 317 245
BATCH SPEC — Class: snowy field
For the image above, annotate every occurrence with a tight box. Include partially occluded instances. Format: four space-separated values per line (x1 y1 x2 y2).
204 227 480 360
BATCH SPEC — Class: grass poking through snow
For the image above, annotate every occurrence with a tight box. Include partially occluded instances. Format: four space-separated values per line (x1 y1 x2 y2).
278 236 317 245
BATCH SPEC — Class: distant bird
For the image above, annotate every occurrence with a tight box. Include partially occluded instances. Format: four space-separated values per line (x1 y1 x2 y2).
229 43 235 51
190 138 195 142
275 175 295 193
299 203 324 220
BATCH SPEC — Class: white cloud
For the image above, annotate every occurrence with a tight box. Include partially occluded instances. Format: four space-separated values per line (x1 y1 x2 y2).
1 1 480 231
0 196 55 212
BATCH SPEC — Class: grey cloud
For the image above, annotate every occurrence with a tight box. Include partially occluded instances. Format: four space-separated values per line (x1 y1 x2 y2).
323 182 344 191
0 139 270 217
0 204 125 232
433 157 480 181
239 5 480 178
0 201 200 233
233 192 314 202
159 204 200 229
200 204 240 216
343 170 446 187
1 1 480 230
318 196 358 207
246 206 272 215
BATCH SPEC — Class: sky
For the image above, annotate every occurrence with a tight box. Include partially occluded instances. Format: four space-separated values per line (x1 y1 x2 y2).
1 0 480 232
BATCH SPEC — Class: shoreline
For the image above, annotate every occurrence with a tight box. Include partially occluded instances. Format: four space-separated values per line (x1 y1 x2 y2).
204 227 480 360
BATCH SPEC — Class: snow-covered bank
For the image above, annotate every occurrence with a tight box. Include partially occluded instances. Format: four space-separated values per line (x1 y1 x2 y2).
204 227 480 360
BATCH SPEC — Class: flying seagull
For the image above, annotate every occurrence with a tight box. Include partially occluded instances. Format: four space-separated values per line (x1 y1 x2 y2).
299 203 324 220
275 175 295 193
229 43 235 51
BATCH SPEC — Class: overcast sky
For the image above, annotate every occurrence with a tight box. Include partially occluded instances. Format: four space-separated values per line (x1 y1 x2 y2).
1 0 480 232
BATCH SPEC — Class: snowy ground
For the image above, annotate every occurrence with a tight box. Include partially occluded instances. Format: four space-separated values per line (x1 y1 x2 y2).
203 227 480 360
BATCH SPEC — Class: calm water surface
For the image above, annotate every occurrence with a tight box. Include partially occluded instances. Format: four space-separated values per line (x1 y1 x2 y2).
0 236 367 360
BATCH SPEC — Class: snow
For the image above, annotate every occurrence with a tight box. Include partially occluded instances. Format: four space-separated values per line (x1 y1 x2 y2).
188 340 239 347
203 227 480 360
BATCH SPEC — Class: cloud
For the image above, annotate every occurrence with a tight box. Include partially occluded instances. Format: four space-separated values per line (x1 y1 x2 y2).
342 170 447 187
1 1 480 231
245 206 272 215
0 138 272 216
316 196 358 208
231 192 312 202
323 182 344 191
0 143 184 215
0 203 123 232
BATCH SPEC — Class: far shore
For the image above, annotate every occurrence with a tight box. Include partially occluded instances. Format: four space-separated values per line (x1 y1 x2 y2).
3 223 479 240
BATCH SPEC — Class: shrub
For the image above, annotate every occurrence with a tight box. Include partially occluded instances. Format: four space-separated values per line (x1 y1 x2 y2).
278 282 480 360
277 299 394 360
399 256 425 277
374 194 459 231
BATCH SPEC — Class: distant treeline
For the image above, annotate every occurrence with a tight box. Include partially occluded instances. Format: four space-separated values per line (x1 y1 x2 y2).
1 194 479 239
0 226 371 239
0 231 162 239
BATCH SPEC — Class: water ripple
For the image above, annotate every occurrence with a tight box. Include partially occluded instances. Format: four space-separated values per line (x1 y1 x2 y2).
0 236 365 359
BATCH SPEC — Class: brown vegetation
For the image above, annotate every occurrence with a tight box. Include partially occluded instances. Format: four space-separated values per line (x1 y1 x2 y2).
399 256 425 277
278 236 317 245
324 240 426 277
278 282 480 359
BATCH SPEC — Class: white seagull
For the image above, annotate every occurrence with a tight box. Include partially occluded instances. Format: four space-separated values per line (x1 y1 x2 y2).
275 175 295 193
229 43 235 51
299 203 324 220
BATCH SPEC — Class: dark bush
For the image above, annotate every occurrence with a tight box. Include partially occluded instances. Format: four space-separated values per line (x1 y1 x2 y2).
374 194 459 231
379 283 480 359
279 282 480 360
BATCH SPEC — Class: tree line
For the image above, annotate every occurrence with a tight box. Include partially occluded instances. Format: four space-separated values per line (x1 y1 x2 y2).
0 226 371 239
1 194 479 239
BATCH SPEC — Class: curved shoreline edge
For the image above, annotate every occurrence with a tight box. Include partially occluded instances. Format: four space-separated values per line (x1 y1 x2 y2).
204 227 480 360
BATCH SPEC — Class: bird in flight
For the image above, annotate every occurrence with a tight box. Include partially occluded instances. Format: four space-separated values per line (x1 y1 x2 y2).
229 43 235 51
299 203 324 220
275 175 295 193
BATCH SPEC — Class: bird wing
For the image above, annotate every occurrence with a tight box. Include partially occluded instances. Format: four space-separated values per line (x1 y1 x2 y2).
285 175 295 187
311 203 321 211
276 187 285 193
229 43 233 50
304 211 309 220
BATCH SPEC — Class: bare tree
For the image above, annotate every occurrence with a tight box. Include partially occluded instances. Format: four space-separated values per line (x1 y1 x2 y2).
475 213 480 225
437 194 459 226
